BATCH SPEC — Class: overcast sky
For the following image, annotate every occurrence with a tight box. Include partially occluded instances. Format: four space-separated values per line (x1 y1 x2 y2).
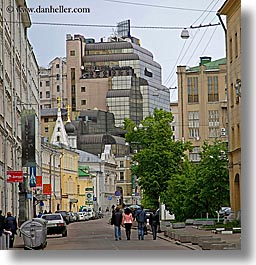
26 0 241 101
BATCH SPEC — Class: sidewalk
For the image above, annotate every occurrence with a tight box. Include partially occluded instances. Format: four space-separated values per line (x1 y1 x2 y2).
157 225 241 250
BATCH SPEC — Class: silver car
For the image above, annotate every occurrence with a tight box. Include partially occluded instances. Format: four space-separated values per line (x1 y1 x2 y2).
41 213 67 237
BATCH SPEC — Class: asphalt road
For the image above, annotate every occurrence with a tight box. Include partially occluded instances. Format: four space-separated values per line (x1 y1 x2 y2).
44 217 188 250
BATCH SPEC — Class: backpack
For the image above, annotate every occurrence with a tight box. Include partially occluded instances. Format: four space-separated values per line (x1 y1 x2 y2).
136 210 146 223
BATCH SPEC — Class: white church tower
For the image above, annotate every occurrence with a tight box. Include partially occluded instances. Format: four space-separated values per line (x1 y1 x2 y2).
50 97 69 147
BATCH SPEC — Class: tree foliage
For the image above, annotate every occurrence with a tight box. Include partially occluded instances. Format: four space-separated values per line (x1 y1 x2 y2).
124 110 229 221
123 109 190 209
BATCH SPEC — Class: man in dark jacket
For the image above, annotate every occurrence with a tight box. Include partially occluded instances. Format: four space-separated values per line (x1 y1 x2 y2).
5 212 18 248
0 210 5 237
135 206 147 240
111 207 123 241
149 209 160 240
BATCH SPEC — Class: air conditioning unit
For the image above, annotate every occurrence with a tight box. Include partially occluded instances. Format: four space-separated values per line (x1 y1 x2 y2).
221 128 226 136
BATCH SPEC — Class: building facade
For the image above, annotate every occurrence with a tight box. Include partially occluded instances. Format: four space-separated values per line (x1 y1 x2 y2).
39 57 68 109
0 0 40 218
219 0 241 217
177 57 228 162
65 29 170 127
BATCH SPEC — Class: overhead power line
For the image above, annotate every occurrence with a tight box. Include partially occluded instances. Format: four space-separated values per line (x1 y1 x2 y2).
1 20 220 30
104 0 218 13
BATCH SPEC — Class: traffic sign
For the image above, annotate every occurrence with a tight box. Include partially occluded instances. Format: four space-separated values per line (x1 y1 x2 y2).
108 196 112 201
115 191 121 196
86 193 92 199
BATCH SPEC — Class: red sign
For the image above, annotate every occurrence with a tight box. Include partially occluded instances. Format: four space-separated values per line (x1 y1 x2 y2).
43 184 51 195
7 171 23 183
36 176 42 187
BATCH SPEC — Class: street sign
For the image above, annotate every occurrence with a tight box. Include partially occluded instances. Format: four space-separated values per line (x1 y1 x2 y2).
7 171 23 183
29 166 36 187
43 184 51 195
86 193 92 199
108 196 112 201
115 191 121 196
85 200 93 205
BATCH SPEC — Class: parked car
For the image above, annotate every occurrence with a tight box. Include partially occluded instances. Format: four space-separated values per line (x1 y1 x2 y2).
41 213 67 237
67 212 76 222
144 209 153 220
55 210 71 224
219 207 232 217
78 212 86 221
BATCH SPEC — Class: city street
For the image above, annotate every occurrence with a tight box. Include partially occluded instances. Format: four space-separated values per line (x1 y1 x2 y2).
40 217 188 250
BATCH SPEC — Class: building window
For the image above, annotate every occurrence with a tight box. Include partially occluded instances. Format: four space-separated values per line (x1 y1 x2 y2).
46 80 50 87
208 76 219 102
57 85 60 92
44 127 49 133
56 74 60 80
56 64 60 68
40 92 42 98
188 111 199 138
208 110 220 138
235 32 238 58
188 77 199 103
189 146 200 162
70 50 76 56
229 38 233 63
40 81 42 87
46 91 50 98
71 68 75 80
77 185 80 195
120 172 124 181
81 86 86 92
44 118 49 123
119 161 124 168
81 100 86 105
57 136 60 142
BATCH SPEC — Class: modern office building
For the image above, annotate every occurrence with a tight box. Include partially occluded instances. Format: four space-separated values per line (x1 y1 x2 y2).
177 56 228 162
218 0 241 217
65 21 170 127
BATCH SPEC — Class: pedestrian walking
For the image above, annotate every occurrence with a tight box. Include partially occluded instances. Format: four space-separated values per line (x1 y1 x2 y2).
135 206 147 240
5 212 18 248
111 207 123 241
149 209 160 240
122 207 134 240
0 210 5 237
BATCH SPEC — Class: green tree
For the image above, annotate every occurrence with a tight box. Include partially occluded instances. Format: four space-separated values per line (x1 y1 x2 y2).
123 109 190 209
196 140 230 217
164 159 200 221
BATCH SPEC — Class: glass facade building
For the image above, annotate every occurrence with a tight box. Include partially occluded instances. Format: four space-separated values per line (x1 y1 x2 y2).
82 39 170 126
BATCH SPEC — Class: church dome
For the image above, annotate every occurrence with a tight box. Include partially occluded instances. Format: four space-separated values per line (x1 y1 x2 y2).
65 121 75 134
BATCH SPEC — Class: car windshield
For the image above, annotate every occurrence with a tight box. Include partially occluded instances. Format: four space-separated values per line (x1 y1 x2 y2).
42 214 61 220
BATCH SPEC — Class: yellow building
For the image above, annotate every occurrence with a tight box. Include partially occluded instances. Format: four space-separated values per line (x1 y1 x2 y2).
218 0 241 217
59 147 80 212
177 56 228 162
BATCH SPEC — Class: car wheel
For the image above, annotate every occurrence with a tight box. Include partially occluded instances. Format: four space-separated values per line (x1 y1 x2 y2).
62 230 67 237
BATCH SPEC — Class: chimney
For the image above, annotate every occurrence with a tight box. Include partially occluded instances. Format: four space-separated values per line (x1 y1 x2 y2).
199 56 211 66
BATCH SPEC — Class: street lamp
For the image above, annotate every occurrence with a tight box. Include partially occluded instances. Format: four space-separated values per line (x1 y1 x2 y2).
181 28 189 39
